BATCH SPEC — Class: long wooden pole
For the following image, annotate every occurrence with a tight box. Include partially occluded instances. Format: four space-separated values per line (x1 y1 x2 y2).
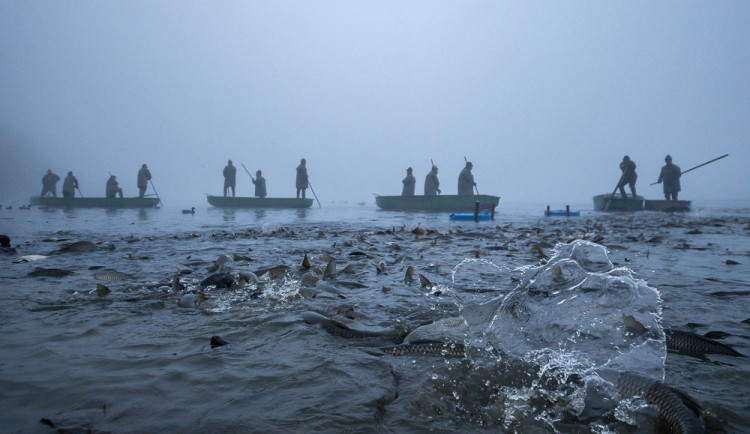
149 180 162 205
603 173 625 212
241 163 256 182
307 180 322 208
649 154 729 185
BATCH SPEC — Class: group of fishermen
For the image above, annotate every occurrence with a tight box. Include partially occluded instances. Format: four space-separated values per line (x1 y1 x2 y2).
401 161 477 197
222 158 309 199
40 164 153 199
41 155 681 202
616 155 682 201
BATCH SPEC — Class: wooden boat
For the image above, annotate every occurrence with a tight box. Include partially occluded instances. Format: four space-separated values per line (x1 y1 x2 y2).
644 199 691 212
206 195 313 209
375 194 500 212
30 196 160 209
592 194 644 212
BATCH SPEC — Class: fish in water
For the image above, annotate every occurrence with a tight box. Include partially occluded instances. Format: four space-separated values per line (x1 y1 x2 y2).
12 255 47 263
338 264 357 275
208 255 233 273
334 280 368 289
28 267 73 278
236 270 260 284
380 341 465 358
210 336 230 348
665 329 744 357
301 312 400 341
323 259 337 280
94 271 126 281
200 273 235 289
419 274 434 289
404 266 414 284
599 370 705 434
624 314 743 357
57 241 98 253
254 265 290 279
96 284 111 297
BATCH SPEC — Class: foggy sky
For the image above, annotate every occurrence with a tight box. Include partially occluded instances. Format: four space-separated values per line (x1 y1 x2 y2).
2 1 749 208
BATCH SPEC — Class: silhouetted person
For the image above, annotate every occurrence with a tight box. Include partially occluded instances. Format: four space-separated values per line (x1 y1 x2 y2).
424 166 441 196
62 171 78 198
137 164 152 198
0 234 17 255
296 158 308 199
617 156 637 198
223 160 236 197
657 155 681 200
457 161 476 195
253 170 267 198
41 169 60 197
106 175 123 198
401 167 416 196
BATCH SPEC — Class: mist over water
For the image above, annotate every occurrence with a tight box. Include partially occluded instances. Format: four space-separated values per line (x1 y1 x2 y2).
1 2 749 206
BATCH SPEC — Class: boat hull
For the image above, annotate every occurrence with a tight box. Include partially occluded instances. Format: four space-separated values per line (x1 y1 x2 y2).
375 194 500 212
644 199 691 212
30 196 160 209
592 194 644 211
206 195 313 209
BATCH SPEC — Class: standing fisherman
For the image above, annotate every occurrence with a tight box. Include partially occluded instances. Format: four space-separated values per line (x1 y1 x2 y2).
137 164 152 198
657 155 681 200
457 161 476 195
296 158 308 199
617 156 638 199
41 169 60 197
424 166 441 196
401 167 416 196
253 170 267 198
223 160 237 197
62 171 78 198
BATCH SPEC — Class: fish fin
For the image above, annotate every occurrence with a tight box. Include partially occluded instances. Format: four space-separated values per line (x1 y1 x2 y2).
419 274 432 288
622 314 649 336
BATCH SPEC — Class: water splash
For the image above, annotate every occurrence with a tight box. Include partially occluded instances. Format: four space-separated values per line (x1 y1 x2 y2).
447 240 666 429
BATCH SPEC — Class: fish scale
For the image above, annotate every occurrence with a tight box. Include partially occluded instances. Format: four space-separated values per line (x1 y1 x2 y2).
382 342 465 358
94 271 126 281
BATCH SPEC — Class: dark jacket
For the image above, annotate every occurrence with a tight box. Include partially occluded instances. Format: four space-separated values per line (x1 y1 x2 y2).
401 174 416 196
137 168 152 189
658 163 681 193
106 177 120 197
296 164 308 189
253 176 267 198
223 164 237 187
62 174 78 195
620 159 637 183
42 172 60 188
424 169 440 196
457 167 475 195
